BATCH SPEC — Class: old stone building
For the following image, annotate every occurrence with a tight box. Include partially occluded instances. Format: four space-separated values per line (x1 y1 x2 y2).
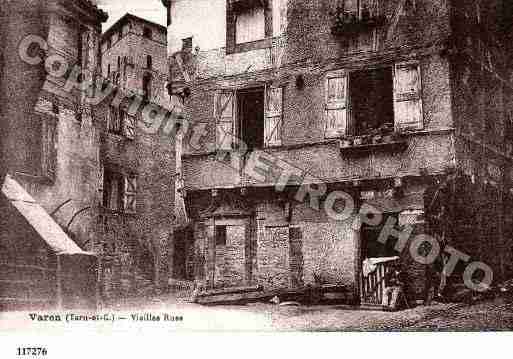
162 0 513 303
96 14 178 299
0 0 108 310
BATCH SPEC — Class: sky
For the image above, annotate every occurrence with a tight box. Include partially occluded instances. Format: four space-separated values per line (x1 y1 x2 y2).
96 0 167 32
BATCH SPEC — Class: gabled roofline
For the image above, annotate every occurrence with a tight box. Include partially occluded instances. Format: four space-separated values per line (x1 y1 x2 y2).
101 13 167 43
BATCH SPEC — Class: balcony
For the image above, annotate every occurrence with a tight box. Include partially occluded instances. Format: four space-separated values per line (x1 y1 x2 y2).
331 8 386 37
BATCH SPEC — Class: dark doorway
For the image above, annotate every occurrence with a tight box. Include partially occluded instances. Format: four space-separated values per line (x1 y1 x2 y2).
361 213 399 260
173 228 194 280
238 88 265 150
350 68 394 136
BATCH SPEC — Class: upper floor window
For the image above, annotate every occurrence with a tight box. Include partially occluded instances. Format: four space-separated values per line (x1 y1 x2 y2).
182 37 193 52
103 169 137 214
108 106 136 139
143 27 152 39
146 55 153 69
227 0 272 53
214 85 283 151
324 62 423 139
340 0 380 21
41 117 58 180
236 6 265 43
142 73 152 101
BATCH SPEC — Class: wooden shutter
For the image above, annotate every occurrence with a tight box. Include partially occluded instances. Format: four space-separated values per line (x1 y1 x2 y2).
123 113 136 140
41 118 57 179
325 71 349 138
215 91 235 151
123 175 137 213
394 62 423 130
265 86 283 147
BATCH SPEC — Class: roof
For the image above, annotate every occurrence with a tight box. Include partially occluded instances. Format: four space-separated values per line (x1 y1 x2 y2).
1 175 92 256
101 13 167 43
75 0 109 22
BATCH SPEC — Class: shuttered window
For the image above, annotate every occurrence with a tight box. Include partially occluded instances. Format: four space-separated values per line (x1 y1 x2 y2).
123 113 136 140
108 106 121 134
41 118 57 180
393 62 423 130
325 71 349 138
215 91 236 151
265 86 283 147
123 175 137 214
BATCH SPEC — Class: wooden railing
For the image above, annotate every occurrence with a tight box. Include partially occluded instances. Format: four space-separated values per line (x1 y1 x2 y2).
360 257 399 306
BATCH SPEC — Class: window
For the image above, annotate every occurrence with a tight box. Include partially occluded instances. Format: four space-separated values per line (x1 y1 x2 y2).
324 62 423 138
351 67 394 136
77 30 83 68
108 106 135 139
142 73 152 101
146 55 153 69
214 86 283 151
227 0 272 53
342 0 380 20
236 6 265 43
117 56 121 71
41 118 57 180
108 106 121 134
103 170 137 213
107 64 111 77
143 27 152 39
182 37 193 52
215 225 227 246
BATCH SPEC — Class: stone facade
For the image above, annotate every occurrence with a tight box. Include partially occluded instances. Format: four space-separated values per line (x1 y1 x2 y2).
0 0 108 309
96 14 178 299
164 0 513 303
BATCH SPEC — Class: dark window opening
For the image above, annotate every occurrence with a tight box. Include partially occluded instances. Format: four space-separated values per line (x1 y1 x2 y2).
143 27 152 39
77 30 83 68
350 67 394 136
215 225 227 246
107 64 111 77
103 169 123 211
117 56 121 70
361 213 399 260
146 55 153 69
182 37 193 52
238 88 265 150
142 73 152 101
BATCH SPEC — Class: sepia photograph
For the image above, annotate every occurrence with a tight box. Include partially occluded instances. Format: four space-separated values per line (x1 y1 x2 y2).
1 0 513 356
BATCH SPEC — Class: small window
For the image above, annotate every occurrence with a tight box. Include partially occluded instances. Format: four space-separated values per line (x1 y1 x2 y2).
236 6 265 44
117 56 121 70
146 55 153 69
103 170 137 213
108 106 122 134
215 226 227 246
142 73 152 101
107 64 111 77
41 118 57 180
143 27 152 39
103 169 123 211
182 37 193 52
